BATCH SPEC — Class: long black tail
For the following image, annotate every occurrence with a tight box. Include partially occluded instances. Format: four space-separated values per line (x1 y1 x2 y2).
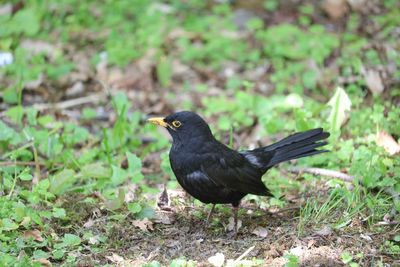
264 128 330 168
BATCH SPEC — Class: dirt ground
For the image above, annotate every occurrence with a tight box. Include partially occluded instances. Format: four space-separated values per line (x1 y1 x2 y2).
69 187 398 266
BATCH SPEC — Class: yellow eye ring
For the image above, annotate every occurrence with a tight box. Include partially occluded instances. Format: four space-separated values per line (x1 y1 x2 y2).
172 120 181 128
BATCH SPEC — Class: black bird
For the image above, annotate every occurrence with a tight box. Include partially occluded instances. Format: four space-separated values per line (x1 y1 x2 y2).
148 111 329 234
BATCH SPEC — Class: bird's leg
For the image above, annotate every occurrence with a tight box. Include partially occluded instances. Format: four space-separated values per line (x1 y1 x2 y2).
232 205 239 238
206 204 216 226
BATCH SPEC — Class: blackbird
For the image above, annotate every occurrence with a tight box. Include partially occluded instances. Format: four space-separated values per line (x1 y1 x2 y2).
148 111 329 234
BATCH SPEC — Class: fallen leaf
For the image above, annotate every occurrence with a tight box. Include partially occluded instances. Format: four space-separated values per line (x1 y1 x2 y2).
34 258 52 266
314 225 333 236
154 210 176 225
105 253 124 263
290 246 304 257
252 226 268 238
208 252 225 267
307 239 316 248
364 69 384 94
132 218 154 231
227 217 242 232
347 0 367 12
23 229 43 242
88 235 100 245
323 0 348 19
360 233 372 242
376 131 400 155
20 39 59 59
83 218 94 228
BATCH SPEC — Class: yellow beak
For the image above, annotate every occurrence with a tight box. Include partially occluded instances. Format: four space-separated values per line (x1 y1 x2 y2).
147 117 168 128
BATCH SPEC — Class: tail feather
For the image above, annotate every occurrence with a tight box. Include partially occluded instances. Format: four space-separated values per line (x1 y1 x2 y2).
265 128 330 168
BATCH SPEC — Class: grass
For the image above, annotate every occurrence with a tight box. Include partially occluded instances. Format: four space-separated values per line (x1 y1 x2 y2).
0 0 399 266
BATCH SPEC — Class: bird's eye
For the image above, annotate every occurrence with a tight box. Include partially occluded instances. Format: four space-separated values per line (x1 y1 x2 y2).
172 120 181 128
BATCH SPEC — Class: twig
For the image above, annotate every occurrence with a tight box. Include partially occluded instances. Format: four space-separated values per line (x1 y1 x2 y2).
235 245 255 262
32 93 105 111
287 167 354 182
0 161 62 167
0 161 47 167
375 221 399 226
31 144 40 185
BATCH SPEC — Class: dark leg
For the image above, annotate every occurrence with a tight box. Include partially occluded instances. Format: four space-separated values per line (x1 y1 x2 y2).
206 204 216 226
232 205 239 238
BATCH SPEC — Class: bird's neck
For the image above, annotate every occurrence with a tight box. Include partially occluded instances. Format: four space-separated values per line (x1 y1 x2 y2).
171 134 217 153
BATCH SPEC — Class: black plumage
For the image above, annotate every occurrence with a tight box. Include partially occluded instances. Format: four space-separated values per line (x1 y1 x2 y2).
148 111 330 234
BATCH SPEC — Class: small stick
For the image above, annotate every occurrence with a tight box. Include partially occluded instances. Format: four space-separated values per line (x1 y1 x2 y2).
287 167 354 182
235 245 255 262
0 161 62 167
33 93 105 111
0 161 47 167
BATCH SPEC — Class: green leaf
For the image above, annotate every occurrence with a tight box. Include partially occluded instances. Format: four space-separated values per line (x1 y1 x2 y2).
128 202 142 214
33 250 50 260
19 172 33 181
127 152 144 183
1 218 19 231
12 9 40 36
105 188 125 211
52 250 65 259
5 105 24 124
394 235 400 242
53 208 66 219
111 165 128 186
137 206 155 219
0 121 16 141
327 87 352 136
341 251 353 264
2 88 19 104
57 234 81 248
49 169 76 195
81 163 111 179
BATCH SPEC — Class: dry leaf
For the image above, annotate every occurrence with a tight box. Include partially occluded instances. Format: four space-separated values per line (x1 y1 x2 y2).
307 239 316 248
154 210 176 225
20 40 59 59
347 0 367 12
376 131 400 155
360 233 372 242
323 0 348 19
34 258 52 266
105 253 124 263
88 235 100 245
364 69 384 94
314 225 333 236
208 252 225 267
83 218 95 228
132 218 154 231
252 226 268 238
23 229 43 242
290 246 304 257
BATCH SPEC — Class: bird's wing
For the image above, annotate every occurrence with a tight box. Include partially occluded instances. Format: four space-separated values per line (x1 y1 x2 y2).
198 148 271 196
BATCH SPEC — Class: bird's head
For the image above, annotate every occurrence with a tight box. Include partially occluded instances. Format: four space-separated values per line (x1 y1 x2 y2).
147 111 213 144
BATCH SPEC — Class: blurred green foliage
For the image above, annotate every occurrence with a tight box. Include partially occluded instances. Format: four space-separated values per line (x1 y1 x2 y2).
0 0 399 265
